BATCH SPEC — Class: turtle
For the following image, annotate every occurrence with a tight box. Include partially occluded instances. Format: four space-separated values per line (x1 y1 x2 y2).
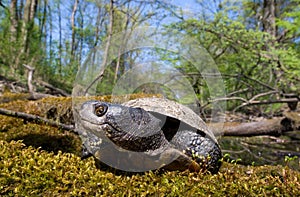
76 97 222 173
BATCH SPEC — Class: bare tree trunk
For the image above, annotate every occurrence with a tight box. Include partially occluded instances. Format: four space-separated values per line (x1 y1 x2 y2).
9 0 18 43
39 0 47 42
48 4 53 79
114 16 129 83
22 0 37 54
261 0 292 93
71 0 79 59
29 0 37 21
78 4 84 64
94 6 103 47
13 0 38 75
57 0 62 75
9 0 18 74
262 0 277 39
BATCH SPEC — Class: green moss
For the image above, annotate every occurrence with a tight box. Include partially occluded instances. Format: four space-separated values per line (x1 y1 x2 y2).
0 140 299 196
0 93 299 196
0 114 81 156
0 92 31 103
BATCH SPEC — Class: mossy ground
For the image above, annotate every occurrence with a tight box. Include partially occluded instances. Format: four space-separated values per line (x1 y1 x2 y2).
0 95 299 196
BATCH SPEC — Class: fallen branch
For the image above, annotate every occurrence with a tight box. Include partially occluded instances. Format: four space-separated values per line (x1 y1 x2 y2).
0 107 75 132
219 117 292 136
37 80 70 97
211 111 300 137
201 96 299 111
23 64 35 93
233 98 299 112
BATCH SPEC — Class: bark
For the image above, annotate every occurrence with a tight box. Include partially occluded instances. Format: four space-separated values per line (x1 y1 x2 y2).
14 0 38 73
48 4 53 73
262 0 277 38
9 0 19 74
114 10 130 83
94 6 103 47
57 0 62 75
39 0 47 42
22 0 37 53
71 0 79 58
9 0 18 42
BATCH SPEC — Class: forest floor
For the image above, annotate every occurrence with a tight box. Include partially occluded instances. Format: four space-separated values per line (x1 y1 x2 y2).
0 78 299 196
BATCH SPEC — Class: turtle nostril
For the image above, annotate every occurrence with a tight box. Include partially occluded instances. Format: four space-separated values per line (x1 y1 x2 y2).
94 103 108 117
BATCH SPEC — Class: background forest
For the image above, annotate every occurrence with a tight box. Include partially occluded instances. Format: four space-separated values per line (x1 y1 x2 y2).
0 0 300 113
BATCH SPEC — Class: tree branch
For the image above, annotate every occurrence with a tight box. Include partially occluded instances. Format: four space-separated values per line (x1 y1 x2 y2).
37 80 70 96
0 107 75 132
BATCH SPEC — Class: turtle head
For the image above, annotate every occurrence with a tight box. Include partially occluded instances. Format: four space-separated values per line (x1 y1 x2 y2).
79 101 109 124
79 100 118 124
78 100 165 152
78 100 124 137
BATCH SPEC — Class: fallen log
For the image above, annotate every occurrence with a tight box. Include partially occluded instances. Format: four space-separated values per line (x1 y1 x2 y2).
210 112 300 137
219 117 292 136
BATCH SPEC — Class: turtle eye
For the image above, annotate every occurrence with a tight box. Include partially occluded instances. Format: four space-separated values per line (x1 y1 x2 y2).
94 103 108 117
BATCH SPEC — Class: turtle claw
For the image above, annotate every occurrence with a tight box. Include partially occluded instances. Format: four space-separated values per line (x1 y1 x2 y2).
81 144 93 160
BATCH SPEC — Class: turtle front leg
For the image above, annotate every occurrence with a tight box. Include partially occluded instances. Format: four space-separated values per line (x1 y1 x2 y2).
171 130 222 173
81 143 93 159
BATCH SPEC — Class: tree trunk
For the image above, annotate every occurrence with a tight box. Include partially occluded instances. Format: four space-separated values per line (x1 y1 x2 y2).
9 0 18 74
262 0 277 38
9 0 18 43
57 0 62 75
22 0 37 54
13 0 38 74
71 0 79 59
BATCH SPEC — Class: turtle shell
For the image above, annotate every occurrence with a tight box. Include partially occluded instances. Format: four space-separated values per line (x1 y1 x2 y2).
123 97 218 143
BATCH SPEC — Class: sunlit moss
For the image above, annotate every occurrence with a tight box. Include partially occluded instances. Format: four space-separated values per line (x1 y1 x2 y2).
0 92 31 103
0 93 299 196
0 140 299 196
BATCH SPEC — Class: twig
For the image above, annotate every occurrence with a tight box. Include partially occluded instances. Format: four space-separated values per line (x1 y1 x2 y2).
249 90 279 102
227 88 249 97
0 107 76 132
37 80 70 96
233 97 299 112
202 95 298 112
